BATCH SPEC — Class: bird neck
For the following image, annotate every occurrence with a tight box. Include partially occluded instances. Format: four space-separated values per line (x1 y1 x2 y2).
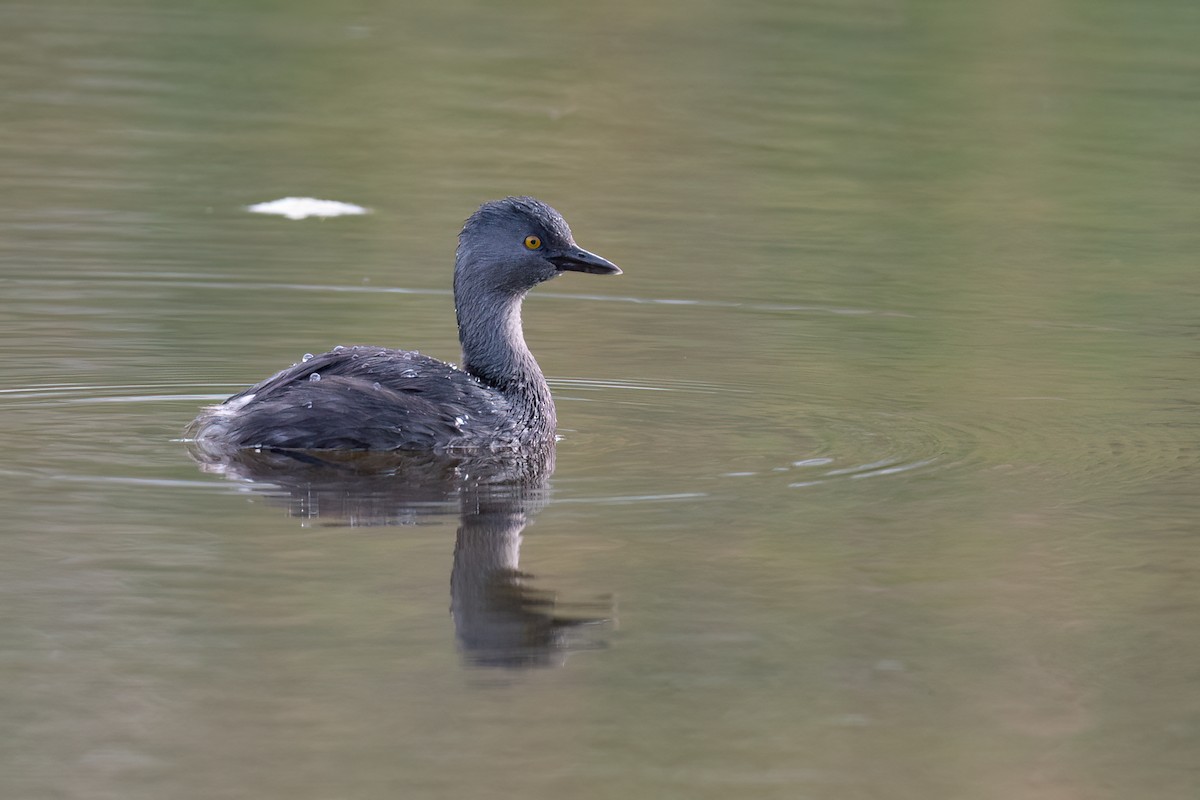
454 276 555 427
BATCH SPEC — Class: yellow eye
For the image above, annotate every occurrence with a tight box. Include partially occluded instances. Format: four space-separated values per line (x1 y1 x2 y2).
524 235 542 250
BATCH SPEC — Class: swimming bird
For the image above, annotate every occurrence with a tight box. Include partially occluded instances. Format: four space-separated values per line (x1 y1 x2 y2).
188 197 620 453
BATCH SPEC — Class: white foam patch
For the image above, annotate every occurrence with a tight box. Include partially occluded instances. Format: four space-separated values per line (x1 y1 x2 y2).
246 197 370 220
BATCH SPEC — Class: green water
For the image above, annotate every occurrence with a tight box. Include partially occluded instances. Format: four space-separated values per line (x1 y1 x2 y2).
1 1 1198 798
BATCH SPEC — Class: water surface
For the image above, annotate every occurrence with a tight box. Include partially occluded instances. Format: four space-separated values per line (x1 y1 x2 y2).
1 1 1198 798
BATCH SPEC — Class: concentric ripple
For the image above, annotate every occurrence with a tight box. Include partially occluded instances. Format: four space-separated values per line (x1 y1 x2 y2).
553 375 1198 505
551 374 986 504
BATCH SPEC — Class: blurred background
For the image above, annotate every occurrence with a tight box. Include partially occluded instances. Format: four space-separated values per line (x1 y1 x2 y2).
1 1 1197 798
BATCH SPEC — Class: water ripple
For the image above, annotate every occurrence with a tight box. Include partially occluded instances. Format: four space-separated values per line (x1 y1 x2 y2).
1 275 906 317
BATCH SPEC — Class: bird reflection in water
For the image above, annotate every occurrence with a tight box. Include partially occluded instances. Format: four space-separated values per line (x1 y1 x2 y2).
187 443 610 668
